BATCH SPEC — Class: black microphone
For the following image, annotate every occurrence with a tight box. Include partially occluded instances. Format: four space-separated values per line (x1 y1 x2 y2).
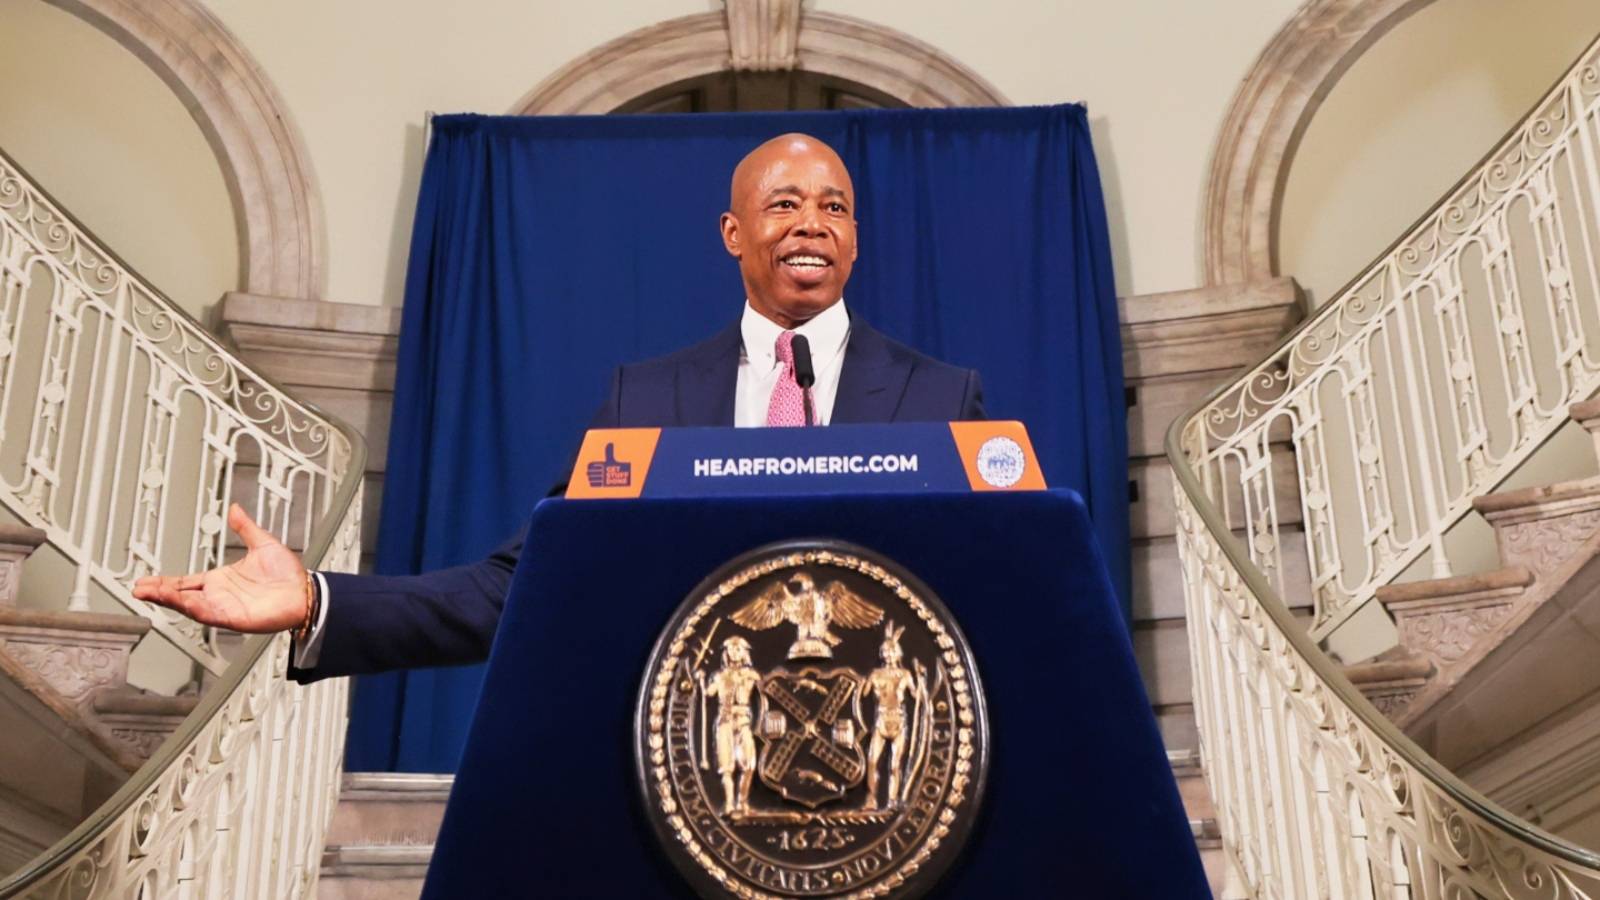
791 335 816 389
791 334 816 426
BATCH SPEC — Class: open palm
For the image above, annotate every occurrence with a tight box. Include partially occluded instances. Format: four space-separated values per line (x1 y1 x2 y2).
133 503 308 634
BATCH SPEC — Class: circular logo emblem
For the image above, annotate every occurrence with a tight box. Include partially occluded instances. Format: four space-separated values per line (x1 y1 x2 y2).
974 436 1026 488
636 540 989 898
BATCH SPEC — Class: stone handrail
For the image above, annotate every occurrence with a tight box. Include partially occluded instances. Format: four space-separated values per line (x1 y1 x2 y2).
1170 34 1600 899
0 149 366 895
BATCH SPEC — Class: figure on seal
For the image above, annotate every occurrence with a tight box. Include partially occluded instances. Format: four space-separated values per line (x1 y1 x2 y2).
700 636 762 814
729 572 884 659
864 623 917 810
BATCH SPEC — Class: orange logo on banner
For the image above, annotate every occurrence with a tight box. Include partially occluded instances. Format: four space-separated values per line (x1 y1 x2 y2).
565 428 662 499
948 421 1047 491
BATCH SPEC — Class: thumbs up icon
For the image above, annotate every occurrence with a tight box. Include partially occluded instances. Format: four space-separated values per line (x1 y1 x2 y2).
586 442 632 488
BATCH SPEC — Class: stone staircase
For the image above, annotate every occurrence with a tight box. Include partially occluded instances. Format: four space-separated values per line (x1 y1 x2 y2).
1349 399 1600 845
318 773 450 900
0 524 198 873
1170 750 1225 893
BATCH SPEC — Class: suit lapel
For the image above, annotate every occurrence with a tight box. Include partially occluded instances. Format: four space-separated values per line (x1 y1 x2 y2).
674 321 740 427
675 313 913 426
832 319 913 424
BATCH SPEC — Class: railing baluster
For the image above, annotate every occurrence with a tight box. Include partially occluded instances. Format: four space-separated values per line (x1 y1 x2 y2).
1572 103 1600 318
1255 665 1301 895
65 273 121 611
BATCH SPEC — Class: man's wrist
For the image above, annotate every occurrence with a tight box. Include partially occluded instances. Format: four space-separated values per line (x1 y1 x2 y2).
293 571 320 641
291 573 331 671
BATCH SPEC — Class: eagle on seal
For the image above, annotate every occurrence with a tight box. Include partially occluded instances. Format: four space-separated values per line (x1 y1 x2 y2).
729 572 885 659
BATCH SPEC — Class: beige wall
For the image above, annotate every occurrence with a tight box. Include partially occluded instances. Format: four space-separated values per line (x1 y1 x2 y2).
0 0 237 323
3 0 1303 314
811 0 1300 296
206 0 1300 304
10 0 1599 315
1279 0 1600 309
202 0 702 309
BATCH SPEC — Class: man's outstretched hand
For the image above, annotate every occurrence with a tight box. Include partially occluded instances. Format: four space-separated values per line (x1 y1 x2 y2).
133 503 309 634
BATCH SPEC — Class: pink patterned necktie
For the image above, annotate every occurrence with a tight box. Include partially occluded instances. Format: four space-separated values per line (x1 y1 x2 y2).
765 331 807 427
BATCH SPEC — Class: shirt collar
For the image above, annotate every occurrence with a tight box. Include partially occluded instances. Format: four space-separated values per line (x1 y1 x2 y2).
741 298 851 367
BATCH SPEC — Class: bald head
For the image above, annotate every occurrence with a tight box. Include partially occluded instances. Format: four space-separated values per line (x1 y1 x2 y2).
720 134 858 329
729 133 853 211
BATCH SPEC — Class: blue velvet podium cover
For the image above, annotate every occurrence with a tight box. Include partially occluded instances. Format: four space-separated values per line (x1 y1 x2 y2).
421 491 1209 898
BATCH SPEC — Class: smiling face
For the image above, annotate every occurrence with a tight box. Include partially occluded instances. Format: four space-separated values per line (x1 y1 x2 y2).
720 135 858 329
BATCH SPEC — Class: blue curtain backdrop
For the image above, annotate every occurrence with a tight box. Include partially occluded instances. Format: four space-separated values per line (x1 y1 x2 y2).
351 106 1127 773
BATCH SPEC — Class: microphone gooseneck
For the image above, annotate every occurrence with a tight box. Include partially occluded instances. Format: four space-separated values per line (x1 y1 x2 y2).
791 334 816 426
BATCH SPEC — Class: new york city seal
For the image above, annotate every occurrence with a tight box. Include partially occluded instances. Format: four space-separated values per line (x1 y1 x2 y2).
635 540 989 899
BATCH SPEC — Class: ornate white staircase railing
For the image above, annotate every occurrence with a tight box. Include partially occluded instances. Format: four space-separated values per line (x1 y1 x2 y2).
1172 35 1600 899
0 149 365 897
0 151 353 673
1189 36 1600 639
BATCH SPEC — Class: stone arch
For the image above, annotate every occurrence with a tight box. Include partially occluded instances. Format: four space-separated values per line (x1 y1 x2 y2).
1203 0 1441 286
46 0 325 299
510 10 1007 115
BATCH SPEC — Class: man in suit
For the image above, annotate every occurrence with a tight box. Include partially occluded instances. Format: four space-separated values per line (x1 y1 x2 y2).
133 133 983 681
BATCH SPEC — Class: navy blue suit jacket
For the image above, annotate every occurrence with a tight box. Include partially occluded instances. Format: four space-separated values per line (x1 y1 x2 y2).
293 317 983 683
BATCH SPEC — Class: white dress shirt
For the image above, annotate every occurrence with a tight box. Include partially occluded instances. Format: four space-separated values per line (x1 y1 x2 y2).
294 299 852 670
734 298 851 427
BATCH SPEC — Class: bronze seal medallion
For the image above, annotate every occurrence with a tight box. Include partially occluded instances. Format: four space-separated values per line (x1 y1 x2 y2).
635 540 989 899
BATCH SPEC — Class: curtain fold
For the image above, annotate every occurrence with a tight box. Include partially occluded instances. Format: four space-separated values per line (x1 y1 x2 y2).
350 105 1128 773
